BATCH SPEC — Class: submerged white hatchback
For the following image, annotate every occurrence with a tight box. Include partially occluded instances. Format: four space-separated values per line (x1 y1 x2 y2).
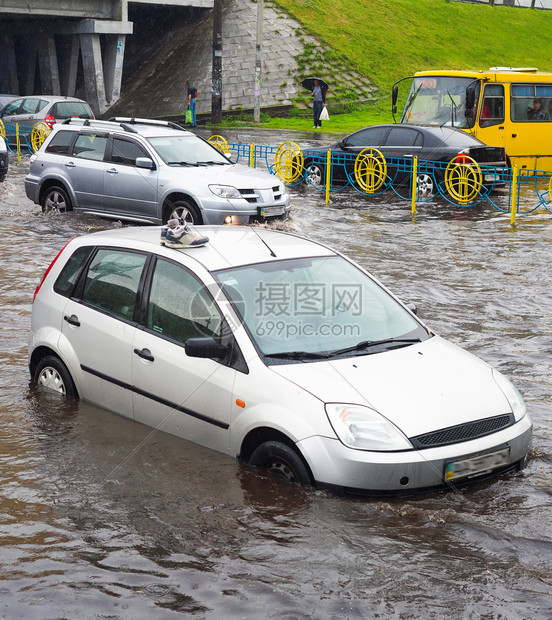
28 226 532 495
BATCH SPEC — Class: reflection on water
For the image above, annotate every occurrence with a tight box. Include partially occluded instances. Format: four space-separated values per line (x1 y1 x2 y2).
1 137 551 618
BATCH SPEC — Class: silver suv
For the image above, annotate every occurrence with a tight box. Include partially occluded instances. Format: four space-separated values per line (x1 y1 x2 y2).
24 117 291 225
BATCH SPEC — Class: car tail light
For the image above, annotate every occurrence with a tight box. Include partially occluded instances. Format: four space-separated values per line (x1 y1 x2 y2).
455 150 471 164
44 114 56 128
33 241 72 303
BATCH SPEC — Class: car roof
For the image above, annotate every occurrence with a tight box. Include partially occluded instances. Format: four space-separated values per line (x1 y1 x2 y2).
71 226 337 271
55 117 188 138
351 123 485 145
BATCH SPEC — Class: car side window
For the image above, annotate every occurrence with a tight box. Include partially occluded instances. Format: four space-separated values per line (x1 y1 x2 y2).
385 127 423 147
147 258 222 345
21 98 42 114
1 98 23 116
45 130 75 155
72 133 108 161
346 127 388 147
81 248 147 320
110 137 149 166
54 246 93 297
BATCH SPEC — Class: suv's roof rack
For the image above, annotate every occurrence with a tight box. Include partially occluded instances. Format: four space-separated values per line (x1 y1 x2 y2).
107 117 186 131
62 118 92 126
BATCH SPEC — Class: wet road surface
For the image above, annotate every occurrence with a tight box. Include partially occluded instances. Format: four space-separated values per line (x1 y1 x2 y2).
0 128 551 619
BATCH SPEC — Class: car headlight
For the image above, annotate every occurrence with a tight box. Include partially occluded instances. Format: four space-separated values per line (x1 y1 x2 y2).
492 369 527 422
325 403 412 451
209 184 242 199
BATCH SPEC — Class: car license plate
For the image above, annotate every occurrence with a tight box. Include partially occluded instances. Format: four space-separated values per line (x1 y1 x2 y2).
260 206 284 217
484 173 500 182
445 447 510 482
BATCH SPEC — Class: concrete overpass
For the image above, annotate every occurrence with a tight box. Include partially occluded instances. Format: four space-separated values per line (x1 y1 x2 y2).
0 0 213 116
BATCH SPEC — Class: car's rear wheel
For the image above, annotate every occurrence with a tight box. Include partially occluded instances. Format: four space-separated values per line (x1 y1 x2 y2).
417 173 436 199
249 440 312 486
165 199 202 225
34 355 78 398
41 185 71 213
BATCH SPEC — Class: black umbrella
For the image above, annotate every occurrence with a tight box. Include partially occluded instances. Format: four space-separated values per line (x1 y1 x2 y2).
301 77 329 91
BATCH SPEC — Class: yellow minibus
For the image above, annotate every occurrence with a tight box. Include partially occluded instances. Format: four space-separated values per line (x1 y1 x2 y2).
392 67 552 172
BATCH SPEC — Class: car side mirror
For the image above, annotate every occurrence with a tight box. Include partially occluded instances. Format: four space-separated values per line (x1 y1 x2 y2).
136 157 155 170
185 337 230 359
392 85 399 114
405 302 418 316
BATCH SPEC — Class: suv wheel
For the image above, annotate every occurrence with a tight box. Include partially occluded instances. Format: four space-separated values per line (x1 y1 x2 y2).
165 200 201 225
42 185 71 213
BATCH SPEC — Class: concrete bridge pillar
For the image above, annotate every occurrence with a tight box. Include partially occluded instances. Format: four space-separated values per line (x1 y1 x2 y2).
37 34 61 95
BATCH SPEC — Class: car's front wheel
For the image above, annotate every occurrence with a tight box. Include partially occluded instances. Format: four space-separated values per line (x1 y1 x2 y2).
305 161 325 187
249 440 312 486
164 199 202 225
34 355 78 398
41 185 71 213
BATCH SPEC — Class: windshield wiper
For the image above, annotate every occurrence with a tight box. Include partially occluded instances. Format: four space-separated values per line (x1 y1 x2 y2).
264 351 330 361
167 161 199 166
196 160 227 166
327 337 422 358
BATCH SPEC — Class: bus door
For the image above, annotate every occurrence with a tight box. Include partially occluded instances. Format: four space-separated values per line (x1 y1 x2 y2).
475 84 506 153
508 83 552 171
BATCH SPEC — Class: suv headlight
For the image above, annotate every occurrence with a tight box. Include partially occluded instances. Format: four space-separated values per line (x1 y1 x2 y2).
209 184 242 199
326 403 412 451
492 369 527 422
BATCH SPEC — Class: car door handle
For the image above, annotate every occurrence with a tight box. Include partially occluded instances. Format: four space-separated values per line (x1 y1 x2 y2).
106 168 118 174
134 347 154 362
65 161 76 168
64 314 80 327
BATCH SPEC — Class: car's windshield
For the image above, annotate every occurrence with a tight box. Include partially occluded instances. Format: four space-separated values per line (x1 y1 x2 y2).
401 76 481 128
147 134 230 166
214 255 428 362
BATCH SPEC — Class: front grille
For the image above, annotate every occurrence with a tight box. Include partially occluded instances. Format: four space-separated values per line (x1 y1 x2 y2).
239 188 257 203
410 413 515 449
239 185 284 205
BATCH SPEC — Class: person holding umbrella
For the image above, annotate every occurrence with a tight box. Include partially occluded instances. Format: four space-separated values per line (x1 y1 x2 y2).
302 77 328 129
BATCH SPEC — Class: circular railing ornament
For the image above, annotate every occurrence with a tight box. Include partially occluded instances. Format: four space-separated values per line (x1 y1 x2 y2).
31 122 52 152
445 155 483 205
207 134 230 154
354 148 387 194
274 141 303 184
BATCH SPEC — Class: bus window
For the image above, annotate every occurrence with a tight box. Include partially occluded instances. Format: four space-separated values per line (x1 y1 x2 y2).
479 84 504 128
511 83 552 121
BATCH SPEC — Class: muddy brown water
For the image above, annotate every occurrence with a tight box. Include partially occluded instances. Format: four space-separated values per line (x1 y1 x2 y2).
0 129 551 619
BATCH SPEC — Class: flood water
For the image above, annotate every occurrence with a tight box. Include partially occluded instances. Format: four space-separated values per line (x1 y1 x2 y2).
1 128 551 619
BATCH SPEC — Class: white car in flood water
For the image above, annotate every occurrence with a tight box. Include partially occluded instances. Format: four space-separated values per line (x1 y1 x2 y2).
28 226 532 495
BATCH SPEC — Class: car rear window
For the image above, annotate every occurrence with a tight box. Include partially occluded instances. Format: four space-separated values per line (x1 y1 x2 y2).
51 102 94 119
438 129 482 148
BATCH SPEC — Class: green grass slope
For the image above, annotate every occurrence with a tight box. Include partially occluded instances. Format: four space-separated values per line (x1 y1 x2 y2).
230 0 552 132
273 0 552 89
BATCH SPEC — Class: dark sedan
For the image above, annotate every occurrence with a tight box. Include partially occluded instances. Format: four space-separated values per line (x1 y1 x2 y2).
302 124 507 197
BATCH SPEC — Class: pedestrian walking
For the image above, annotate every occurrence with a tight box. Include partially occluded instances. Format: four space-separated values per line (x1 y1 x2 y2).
186 80 198 127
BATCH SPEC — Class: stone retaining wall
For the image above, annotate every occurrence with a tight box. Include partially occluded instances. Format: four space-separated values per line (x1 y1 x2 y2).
107 0 375 119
